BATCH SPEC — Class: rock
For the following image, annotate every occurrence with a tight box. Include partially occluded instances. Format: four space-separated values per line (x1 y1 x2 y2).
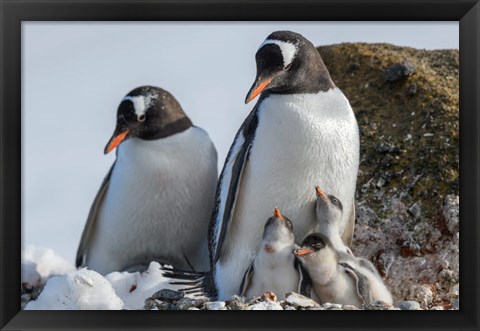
260 291 277 302
407 83 418 96
285 292 320 308
176 297 206 310
226 295 249 310
319 302 343 310
157 302 177 310
365 300 394 310
384 60 416 82
398 300 422 310
442 194 459 234
144 297 159 310
249 301 283 310
188 307 200 310
283 305 297 310
151 289 184 302
205 301 226 310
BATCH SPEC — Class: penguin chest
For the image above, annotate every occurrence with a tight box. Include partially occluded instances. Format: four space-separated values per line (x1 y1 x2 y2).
89 128 217 271
236 90 359 248
247 254 299 299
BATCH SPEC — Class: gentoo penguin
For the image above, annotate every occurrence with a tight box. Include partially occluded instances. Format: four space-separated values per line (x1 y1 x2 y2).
314 186 353 255
76 86 218 275
294 233 393 307
239 208 311 300
208 30 359 299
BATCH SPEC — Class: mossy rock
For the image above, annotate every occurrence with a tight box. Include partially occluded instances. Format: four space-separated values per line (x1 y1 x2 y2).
318 43 459 224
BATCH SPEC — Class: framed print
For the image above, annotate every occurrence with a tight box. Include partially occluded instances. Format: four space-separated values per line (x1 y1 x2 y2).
1 0 479 330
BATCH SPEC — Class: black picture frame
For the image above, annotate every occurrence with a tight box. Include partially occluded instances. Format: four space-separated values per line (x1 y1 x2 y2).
1 0 478 330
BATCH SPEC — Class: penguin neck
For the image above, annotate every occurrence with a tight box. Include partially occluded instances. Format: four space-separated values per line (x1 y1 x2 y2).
137 116 193 140
307 249 338 286
255 240 295 268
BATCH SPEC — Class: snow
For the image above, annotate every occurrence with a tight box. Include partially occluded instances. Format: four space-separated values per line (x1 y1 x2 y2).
22 246 191 310
25 268 124 310
22 244 75 287
105 262 187 310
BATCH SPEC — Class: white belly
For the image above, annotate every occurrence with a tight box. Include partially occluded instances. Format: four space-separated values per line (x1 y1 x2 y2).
87 127 217 274
216 89 359 299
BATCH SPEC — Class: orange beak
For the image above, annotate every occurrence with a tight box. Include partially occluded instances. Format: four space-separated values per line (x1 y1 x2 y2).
245 77 273 104
273 207 283 222
315 186 328 202
294 248 315 256
104 130 129 154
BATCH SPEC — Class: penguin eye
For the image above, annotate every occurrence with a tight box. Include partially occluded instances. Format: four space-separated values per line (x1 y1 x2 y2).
331 198 339 206
138 114 146 122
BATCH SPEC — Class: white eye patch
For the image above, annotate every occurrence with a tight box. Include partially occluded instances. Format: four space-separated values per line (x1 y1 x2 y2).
122 94 155 118
258 39 298 67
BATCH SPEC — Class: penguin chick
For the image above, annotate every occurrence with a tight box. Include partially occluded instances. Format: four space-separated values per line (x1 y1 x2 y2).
314 186 353 255
294 233 393 307
239 208 311 300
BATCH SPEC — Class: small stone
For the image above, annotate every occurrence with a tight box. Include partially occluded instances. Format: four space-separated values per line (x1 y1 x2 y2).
398 300 422 310
249 301 283 310
226 295 249 310
176 297 206 310
285 292 320 308
283 305 297 310
407 83 418 96
319 302 343 310
384 60 416 82
188 307 200 310
144 297 159 310
260 291 277 302
152 289 184 302
205 301 226 310
365 300 392 310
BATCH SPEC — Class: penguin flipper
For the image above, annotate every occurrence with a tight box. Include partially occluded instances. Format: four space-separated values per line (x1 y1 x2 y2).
75 163 115 268
209 108 259 264
238 261 254 296
340 262 372 306
341 200 356 247
294 257 313 298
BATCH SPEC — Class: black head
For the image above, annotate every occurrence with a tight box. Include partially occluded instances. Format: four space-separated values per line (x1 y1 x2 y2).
104 86 192 154
245 30 335 104
294 233 332 257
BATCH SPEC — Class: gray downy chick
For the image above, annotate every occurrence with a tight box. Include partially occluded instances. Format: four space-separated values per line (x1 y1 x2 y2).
239 208 311 300
294 233 393 307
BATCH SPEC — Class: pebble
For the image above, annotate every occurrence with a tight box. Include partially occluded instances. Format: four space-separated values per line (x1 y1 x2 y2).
152 289 184 302
285 292 320 308
249 301 283 310
365 300 393 310
384 60 416 82
283 305 297 310
398 300 422 310
226 295 249 310
319 302 343 310
429 306 444 310
205 301 226 310
176 297 206 310
144 297 159 310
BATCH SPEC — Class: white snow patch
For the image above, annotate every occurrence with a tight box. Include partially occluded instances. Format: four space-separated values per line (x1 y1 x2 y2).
22 247 196 310
258 39 297 67
105 261 188 310
22 244 75 287
123 94 155 118
24 268 124 310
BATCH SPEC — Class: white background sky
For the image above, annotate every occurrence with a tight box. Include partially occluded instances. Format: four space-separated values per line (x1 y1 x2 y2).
23 22 459 263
